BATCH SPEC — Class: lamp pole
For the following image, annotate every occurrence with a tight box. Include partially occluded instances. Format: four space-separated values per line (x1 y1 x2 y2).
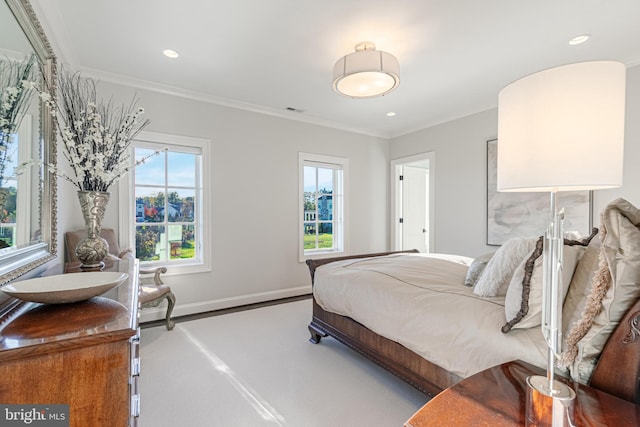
526 191 576 426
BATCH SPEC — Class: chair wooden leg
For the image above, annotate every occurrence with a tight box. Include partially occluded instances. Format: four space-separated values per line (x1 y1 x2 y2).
165 291 176 330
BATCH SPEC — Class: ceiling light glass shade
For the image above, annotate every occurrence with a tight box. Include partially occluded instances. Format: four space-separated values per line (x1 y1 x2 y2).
333 42 400 98
497 60 626 192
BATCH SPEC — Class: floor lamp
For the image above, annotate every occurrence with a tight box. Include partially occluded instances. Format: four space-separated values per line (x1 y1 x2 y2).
497 60 626 426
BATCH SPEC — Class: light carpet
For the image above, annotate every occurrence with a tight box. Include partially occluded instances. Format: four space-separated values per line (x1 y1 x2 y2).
139 298 428 426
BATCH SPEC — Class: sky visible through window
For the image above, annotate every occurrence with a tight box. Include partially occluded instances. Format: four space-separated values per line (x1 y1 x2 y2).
135 148 195 189
304 166 333 193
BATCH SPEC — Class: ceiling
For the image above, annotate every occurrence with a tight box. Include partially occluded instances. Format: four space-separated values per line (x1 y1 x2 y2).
31 0 640 139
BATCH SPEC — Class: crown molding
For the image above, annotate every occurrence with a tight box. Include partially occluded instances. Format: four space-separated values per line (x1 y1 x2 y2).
77 67 391 140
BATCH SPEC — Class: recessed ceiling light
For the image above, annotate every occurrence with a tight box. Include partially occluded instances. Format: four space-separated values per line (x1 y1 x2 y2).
163 49 179 58
569 34 591 46
386 112 396 117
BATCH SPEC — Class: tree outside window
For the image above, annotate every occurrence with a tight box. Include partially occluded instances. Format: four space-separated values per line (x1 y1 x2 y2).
134 147 200 263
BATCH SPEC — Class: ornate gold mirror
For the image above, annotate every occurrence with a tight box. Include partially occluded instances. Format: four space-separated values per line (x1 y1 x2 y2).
0 0 57 286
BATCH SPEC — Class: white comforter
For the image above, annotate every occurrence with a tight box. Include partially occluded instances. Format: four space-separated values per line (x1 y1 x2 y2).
313 253 548 379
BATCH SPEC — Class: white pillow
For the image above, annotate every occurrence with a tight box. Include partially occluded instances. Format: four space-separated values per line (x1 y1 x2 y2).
503 240 585 332
473 237 537 297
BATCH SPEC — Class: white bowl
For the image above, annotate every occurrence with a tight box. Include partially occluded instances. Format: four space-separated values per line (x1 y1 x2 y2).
1 272 129 304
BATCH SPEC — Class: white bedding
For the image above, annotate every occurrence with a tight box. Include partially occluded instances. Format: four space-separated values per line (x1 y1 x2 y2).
313 253 548 379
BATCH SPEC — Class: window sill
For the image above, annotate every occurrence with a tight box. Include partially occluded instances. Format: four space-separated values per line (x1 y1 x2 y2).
139 260 210 276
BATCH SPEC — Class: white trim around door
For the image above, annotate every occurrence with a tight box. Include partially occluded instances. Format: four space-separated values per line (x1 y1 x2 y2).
390 152 436 253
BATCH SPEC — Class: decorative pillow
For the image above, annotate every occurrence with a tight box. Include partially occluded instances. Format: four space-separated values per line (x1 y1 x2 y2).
558 198 640 384
464 252 495 287
473 237 537 297
561 235 602 334
501 232 594 333
502 238 542 332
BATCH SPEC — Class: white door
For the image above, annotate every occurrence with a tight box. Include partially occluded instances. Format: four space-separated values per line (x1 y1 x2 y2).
391 153 434 253
401 164 429 253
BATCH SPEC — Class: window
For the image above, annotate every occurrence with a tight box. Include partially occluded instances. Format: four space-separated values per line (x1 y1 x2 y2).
0 138 18 247
0 115 33 248
120 131 210 274
299 152 348 260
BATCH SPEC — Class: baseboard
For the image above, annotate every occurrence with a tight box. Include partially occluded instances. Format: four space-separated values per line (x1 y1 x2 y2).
139 285 312 324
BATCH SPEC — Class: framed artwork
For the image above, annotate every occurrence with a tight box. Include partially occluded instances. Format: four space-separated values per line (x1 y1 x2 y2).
486 139 592 246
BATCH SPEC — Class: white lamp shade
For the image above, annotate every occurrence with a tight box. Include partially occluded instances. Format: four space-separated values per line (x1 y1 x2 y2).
333 47 400 98
497 61 626 192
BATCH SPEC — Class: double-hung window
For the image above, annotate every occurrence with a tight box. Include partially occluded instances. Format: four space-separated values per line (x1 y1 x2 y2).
299 152 348 260
0 115 33 248
121 132 210 274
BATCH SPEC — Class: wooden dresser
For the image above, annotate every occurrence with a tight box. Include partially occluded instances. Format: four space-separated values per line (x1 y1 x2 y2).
0 259 140 427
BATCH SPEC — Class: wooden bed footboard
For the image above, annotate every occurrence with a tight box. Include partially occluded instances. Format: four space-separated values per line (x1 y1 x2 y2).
306 250 640 405
309 299 461 397
305 249 419 282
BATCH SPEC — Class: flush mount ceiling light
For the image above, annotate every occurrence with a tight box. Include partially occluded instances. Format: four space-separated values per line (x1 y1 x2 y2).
332 41 400 98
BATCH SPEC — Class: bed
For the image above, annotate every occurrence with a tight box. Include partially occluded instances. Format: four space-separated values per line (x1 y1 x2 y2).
306 199 640 405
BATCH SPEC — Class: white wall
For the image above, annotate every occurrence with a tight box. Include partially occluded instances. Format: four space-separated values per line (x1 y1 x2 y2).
389 64 640 258
55 65 640 318
56 81 390 320
389 109 497 257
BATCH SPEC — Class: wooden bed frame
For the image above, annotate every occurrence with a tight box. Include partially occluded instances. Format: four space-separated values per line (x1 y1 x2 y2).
306 250 640 404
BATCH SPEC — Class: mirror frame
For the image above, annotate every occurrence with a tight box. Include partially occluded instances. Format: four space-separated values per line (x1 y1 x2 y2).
0 0 57 284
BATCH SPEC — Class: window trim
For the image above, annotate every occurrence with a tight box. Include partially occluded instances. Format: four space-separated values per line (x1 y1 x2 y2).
118 130 212 275
298 152 349 262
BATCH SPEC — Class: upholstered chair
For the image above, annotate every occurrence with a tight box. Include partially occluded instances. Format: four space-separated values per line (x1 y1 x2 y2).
64 228 176 330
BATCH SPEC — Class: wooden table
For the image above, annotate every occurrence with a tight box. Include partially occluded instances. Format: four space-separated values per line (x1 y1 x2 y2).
405 360 640 426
